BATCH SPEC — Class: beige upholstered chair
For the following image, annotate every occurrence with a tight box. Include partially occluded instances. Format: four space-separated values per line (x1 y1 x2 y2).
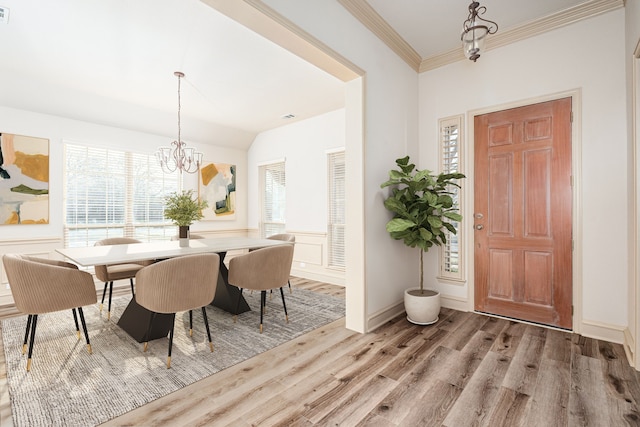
135 253 219 368
94 238 153 320
267 233 295 293
2 254 97 371
228 244 294 333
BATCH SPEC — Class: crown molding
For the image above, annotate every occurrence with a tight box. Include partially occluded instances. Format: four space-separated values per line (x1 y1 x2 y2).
337 0 422 72
338 0 623 73
419 0 624 72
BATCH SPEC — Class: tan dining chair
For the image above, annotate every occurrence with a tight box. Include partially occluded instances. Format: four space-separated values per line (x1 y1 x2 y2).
135 253 219 368
94 237 153 320
228 244 294 333
267 233 295 293
2 254 97 371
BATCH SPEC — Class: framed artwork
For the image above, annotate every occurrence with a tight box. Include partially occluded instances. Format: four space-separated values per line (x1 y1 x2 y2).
199 161 236 221
0 133 49 225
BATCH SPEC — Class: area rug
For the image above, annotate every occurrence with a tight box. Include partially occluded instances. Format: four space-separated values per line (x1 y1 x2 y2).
2 288 345 426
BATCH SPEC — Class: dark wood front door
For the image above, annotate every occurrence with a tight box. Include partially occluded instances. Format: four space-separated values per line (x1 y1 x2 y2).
474 98 573 329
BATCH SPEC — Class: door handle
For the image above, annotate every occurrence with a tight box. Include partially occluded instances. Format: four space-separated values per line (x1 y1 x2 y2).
475 224 484 230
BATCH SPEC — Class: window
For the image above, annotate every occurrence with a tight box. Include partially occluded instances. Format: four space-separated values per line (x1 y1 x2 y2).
259 160 286 237
439 115 464 281
327 150 345 269
64 143 180 248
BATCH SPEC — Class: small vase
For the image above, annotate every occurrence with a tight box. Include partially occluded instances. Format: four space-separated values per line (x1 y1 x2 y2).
179 226 190 247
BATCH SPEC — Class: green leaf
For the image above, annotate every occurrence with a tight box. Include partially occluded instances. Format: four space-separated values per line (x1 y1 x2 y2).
386 218 416 233
427 215 443 229
419 228 433 241
443 212 463 221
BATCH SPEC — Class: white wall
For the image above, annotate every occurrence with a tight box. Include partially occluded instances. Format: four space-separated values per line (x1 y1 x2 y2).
263 0 420 331
0 105 248 241
247 109 345 232
419 10 628 329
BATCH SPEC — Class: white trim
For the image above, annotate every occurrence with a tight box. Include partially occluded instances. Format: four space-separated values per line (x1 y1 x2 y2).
465 89 583 333
441 294 469 312
624 327 635 367
0 237 61 246
367 301 405 332
631 39 640 368
325 147 346 155
257 158 286 167
581 319 625 344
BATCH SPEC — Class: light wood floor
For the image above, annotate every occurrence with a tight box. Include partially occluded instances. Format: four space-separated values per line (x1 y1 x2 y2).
2 278 640 426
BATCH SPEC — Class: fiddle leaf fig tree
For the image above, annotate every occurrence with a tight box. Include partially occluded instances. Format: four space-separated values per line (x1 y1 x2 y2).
381 156 465 293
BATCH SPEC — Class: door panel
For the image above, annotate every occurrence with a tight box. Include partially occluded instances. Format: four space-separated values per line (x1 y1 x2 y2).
474 98 572 329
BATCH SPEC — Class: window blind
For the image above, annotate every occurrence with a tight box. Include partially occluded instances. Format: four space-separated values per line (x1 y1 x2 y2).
259 161 286 238
328 150 345 269
63 143 179 248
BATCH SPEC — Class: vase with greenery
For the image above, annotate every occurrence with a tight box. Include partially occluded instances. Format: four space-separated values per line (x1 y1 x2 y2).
381 156 465 324
164 190 208 242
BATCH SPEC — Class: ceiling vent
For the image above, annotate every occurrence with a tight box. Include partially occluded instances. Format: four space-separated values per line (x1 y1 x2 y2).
281 114 296 120
0 6 9 24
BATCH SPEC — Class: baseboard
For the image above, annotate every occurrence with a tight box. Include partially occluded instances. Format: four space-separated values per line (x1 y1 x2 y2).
440 294 469 312
367 301 405 332
624 327 636 368
580 319 625 344
290 268 345 286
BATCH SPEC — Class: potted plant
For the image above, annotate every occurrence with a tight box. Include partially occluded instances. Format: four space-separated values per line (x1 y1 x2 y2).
381 156 465 325
164 190 208 246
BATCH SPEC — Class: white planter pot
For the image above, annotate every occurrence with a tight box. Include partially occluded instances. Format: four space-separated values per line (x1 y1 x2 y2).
404 288 440 325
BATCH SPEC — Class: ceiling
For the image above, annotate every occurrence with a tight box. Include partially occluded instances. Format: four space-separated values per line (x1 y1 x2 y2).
0 0 607 150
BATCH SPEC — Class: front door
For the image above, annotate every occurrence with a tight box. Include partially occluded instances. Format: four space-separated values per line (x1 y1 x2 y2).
474 98 572 329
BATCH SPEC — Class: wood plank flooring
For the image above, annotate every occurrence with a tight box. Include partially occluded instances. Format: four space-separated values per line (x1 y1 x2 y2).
1 278 640 426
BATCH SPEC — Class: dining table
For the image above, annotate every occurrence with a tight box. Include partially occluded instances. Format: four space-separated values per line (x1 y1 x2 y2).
56 237 291 342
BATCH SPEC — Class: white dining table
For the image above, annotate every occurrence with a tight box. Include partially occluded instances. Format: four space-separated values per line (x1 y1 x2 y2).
56 237 291 342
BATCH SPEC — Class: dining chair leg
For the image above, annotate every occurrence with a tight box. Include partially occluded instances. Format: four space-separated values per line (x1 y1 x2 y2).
130 278 135 297
167 319 175 369
100 282 108 311
202 307 213 352
26 314 38 372
107 281 114 320
288 280 292 293
71 308 81 339
189 310 193 337
260 291 266 333
22 314 33 355
143 312 156 352
77 307 92 354
234 288 244 323
280 287 289 323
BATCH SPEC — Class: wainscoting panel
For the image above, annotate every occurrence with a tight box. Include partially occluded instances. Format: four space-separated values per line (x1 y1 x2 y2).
0 237 63 298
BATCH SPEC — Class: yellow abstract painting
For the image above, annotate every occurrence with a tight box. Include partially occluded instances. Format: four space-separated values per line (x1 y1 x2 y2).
198 162 236 221
0 133 49 225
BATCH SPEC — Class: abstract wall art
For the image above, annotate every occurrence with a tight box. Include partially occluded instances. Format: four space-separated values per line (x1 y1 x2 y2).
199 161 236 221
0 133 49 225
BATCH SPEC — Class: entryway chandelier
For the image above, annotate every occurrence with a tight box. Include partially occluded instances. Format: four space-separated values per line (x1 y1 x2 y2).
461 1 498 62
155 71 202 174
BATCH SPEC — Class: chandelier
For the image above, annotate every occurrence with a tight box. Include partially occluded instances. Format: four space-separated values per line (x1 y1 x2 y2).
461 1 498 62
155 71 202 174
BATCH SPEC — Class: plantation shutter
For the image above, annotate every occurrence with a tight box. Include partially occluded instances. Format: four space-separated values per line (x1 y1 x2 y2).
328 150 345 269
439 116 464 281
259 161 286 237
